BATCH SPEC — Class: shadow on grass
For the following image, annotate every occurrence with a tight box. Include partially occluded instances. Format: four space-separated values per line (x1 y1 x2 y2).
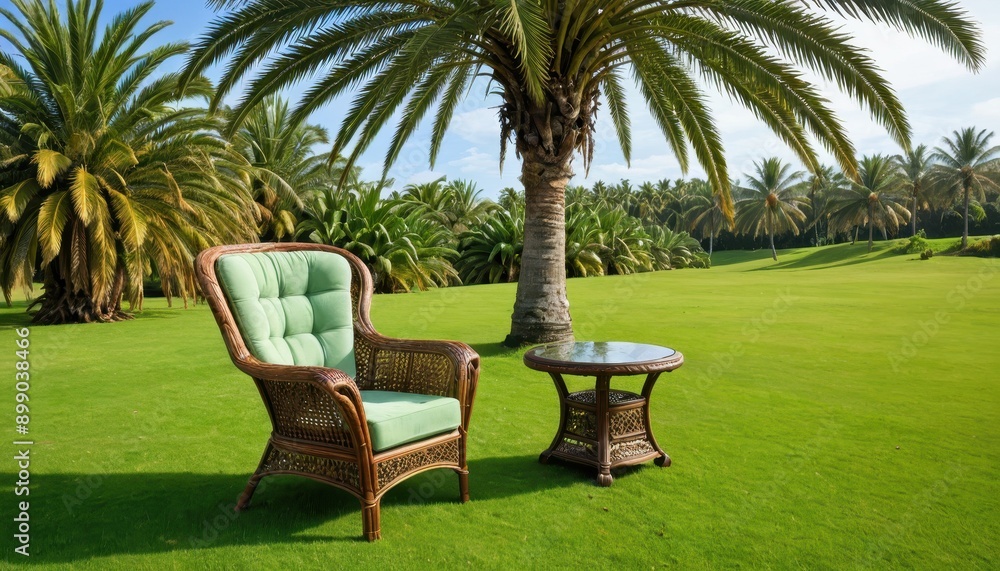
0 303 189 331
12 454 579 563
468 341 523 358
0 303 32 329
748 243 896 272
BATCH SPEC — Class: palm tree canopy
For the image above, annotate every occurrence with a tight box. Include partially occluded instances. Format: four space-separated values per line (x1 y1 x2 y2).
734 157 809 238
828 154 910 235
182 0 985 223
894 144 932 201
0 0 256 321
234 94 331 240
297 183 459 293
931 127 1000 203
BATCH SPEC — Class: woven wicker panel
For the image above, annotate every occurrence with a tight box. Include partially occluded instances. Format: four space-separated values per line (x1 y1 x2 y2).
372 349 411 391
262 447 360 490
363 349 453 396
610 408 645 437
261 380 354 447
407 352 454 397
555 437 596 459
565 408 598 439
353 334 375 388
567 390 642 405
375 438 460 490
610 438 655 462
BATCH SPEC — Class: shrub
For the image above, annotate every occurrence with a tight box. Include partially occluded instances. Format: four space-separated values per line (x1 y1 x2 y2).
897 229 930 254
920 249 934 260
961 235 1000 258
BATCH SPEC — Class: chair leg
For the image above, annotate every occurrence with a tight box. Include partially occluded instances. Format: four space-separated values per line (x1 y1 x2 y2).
362 499 382 541
455 468 470 503
236 442 272 511
236 474 264 511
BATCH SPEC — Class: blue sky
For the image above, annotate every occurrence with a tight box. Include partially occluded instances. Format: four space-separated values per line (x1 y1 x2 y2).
11 0 1000 197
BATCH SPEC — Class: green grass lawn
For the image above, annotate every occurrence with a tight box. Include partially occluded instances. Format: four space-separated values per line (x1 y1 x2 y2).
2 241 998 569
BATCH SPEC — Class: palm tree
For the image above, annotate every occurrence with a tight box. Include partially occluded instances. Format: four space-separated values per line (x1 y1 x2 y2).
455 209 523 284
443 179 497 233
233 95 330 241
0 0 256 323
646 226 709 269
931 128 1000 248
829 155 910 253
893 144 934 238
632 181 664 224
590 207 652 275
396 177 452 222
804 165 849 245
183 0 984 344
498 187 524 212
564 184 590 208
564 205 605 278
654 179 686 230
682 179 725 256
734 158 809 260
297 184 458 292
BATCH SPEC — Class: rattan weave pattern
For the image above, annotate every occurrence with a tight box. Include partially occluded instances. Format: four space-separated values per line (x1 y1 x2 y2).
565 408 598 439
263 447 360 489
375 438 460 490
262 379 354 447
610 407 645 436
567 389 642 405
610 439 655 461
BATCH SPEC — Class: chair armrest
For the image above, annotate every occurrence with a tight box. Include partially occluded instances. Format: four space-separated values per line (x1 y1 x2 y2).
354 329 480 429
231 355 374 453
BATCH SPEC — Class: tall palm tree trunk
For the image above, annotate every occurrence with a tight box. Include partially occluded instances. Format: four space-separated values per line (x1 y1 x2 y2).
506 153 574 345
912 195 918 236
32 258 130 324
962 183 971 248
768 215 777 261
809 186 818 246
708 213 715 257
868 202 874 253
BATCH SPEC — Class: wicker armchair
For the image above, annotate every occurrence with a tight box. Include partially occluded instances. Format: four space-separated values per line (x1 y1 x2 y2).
195 242 479 541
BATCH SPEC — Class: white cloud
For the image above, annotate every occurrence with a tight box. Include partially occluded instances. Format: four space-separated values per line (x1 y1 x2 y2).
451 107 502 143
971 98 1000 123
448 147 497 174
583 154 684 183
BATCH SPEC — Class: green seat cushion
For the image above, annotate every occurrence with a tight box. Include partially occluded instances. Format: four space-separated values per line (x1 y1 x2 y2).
216 250 355 376
361 391 461 452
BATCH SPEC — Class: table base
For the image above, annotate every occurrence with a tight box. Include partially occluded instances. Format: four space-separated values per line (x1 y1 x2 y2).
538 374 670 486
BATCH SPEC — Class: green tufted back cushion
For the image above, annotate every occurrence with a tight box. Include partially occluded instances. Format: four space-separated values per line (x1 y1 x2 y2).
216 250 356 377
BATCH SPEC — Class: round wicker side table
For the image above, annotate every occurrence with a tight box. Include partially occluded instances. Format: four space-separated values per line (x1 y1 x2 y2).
524 341 684 486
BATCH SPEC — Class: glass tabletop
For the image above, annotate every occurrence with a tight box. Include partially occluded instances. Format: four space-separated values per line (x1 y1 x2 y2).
525 341 676 365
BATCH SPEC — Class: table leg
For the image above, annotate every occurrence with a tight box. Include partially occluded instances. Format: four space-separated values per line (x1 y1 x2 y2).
641 372 670 467
596 374 613 486
539 372 569 464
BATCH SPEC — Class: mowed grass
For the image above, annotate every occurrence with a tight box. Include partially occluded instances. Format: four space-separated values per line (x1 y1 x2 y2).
2 241 998 569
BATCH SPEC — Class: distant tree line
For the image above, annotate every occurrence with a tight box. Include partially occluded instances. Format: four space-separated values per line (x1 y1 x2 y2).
1 0 996 323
